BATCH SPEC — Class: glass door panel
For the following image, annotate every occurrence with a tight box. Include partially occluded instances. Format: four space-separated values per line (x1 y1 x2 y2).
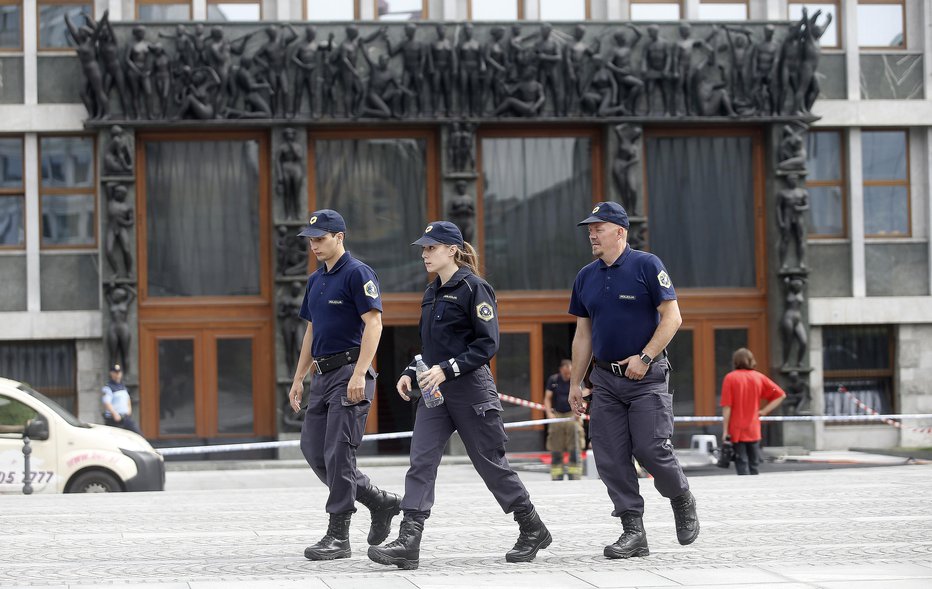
216 338 254 435
497 332 532 424
667 329 695 417
157 338 196 436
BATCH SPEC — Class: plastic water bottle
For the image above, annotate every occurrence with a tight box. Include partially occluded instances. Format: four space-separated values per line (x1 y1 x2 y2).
414 354 445 408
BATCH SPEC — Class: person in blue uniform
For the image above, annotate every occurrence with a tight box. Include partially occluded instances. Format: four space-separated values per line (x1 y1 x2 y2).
367 221 551 570
288 209 401 561
567 201 699 559
101 364 142 435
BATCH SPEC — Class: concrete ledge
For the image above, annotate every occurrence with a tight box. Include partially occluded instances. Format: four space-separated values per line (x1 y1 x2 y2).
0 310 102 339
813 99 932 126
0 104 87 132
809 296 932 325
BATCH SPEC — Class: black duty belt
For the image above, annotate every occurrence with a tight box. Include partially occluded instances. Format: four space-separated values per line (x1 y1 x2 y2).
594 351 667 378
314 347 361 374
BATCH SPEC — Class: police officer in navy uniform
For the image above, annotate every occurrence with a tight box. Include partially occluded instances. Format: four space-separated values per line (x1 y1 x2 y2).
288 209 402 561
567 201 699 559
367 221 551 570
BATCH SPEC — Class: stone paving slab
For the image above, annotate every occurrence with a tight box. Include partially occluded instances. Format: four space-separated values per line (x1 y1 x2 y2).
1 464 931 588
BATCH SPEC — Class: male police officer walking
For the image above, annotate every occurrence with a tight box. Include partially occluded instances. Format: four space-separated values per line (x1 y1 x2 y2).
568 201 699 559
288 209 401 561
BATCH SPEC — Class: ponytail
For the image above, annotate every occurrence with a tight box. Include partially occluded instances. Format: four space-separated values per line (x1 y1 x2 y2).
454 241 481 277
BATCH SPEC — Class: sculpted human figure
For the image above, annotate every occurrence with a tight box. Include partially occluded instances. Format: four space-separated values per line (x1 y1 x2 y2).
330 25 381 118
535 23 563 116
292 27 325 118
125 25 154 119
458 23 485 118
798 8 832 114
103 125 133 176
483 27 508 113
671 23 697 116
359 40 409 119
276 225 308 276
641 24 673 116
159 24 199 69
777 173 809 271
65 11 108 120
278 281 306 375
226 55 272 118
106 283 136 373
386 23 428 116
778 123 807 171
105 184 134 278
203 27 251 115
786 371 811 414
151 42 172 118
449 120 475 172
605 25 644 115
96 12 130 117
175 66 222 120
723 27 754 108
579 55 627 117
448 179 476 243
750 25 779 115
254 25 299 118
428 25 456 117
494 66 545 117
507 25 533 81
612 124 642 215
691 39 736 117
780 276 808 369
778 18 804 115
564 24 600 115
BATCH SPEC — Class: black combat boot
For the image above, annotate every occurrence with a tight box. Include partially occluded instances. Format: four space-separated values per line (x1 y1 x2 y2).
356 484 402 545
671 490 700 545
303 511 352 560
367 518 423 570
505 507 552 563
603 511 649 559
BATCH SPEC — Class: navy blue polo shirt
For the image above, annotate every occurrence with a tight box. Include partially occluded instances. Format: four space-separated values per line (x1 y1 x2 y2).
299 251 382 358
568 247 676 362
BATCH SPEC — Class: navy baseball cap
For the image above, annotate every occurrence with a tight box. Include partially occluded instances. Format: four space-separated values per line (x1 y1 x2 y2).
109 364 122 372
577 201 630 229
297 209 347 238
411 221 464 247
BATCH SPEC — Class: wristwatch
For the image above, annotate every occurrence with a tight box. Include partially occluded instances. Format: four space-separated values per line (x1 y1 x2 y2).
638 352 653 366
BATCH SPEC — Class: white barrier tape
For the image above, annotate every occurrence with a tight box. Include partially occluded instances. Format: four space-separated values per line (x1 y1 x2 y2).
842 386 932 434
498 392 590 420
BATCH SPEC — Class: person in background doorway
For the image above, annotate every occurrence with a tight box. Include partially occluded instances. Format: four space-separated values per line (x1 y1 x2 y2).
544 359 584 480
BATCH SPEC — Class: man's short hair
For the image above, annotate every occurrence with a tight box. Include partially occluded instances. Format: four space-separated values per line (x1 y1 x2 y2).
559 359 572 368
732 348 756 370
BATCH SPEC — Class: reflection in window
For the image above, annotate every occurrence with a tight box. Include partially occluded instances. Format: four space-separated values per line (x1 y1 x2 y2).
806 130 845 236
470 0 518 20
314 137 427 292
306 0 355 20
207 1 260 21
158 339 196 436
0 4 21 49
41 194 94 246
146 140 261 297
698 1 748 20
138 3 190 21
0 197 23 245
217 338 254 434
39 135 95 248
0 137 23 247
823 325 893 415
539 0 585 20
862 130 909 236
646 135 756 288
0 340 77 414
377 0 423 21
38 4 91 49
630 2 681 21
789 2 839 48
857 2 904 47
481 136 594 290
40 137 94 188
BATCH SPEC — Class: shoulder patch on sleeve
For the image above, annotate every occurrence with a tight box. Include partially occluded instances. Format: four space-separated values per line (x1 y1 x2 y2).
476 301 494 322
657 270 672 289
363 279 379 299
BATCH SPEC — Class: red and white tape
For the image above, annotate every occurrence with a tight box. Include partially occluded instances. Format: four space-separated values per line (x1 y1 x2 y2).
841 386 932 435
497 392 590 420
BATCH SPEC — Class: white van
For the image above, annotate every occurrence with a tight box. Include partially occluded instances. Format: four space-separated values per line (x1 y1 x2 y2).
0 377 164 494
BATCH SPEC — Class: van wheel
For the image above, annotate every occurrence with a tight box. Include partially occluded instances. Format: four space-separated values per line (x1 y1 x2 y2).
68 471 122 493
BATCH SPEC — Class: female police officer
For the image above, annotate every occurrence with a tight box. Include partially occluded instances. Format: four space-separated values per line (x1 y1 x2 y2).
367 221 551 570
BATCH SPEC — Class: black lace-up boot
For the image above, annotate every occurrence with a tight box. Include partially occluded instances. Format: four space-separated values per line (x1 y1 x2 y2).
303 511 352 560
671 490 700 545
505 506 552 563
367 518 424 570
356 484 402 545
603 511 649 559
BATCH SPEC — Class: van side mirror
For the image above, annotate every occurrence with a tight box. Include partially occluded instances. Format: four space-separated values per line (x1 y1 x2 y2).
24 418 49 441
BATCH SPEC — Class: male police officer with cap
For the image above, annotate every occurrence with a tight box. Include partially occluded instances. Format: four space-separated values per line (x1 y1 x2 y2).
568 201 699 559
289 209 401 561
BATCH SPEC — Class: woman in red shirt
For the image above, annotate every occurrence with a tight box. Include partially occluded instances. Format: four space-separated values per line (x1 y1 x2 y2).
720 348 786 475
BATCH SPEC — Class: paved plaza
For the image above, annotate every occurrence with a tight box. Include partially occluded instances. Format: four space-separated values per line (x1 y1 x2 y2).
1 462 931 588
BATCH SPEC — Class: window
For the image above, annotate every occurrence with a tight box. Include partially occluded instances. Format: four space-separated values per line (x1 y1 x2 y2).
306 0 357 20
469 0 519 20
0 395 37 433
862 130 909 237
539 0 587 20
822 325 894 416
137 0 191 21
805 130 846 237
788 1 840 48
37 0 91 50
0 0 21 50
0 341 78 415
376 0 425 21
857 0 905 48
207 0 260 21
39 135 96 248
0 137 24 248
698 0 748 21
630 0 681 21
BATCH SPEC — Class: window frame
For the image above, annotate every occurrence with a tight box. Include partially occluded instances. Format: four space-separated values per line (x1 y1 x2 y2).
374 0 427 21
822 325 897 417
806 128 848 239
135 0 192 21
856 0 906 50
862 128 911 238
628 0 683 21
536 0 590 20
0 134 25 250
697 0 749 21
36 0 92 53
303 0 359 20
787 0 842 50
38 133 98 250
0 0 23 52
467 0 523 20
206 0 263 22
